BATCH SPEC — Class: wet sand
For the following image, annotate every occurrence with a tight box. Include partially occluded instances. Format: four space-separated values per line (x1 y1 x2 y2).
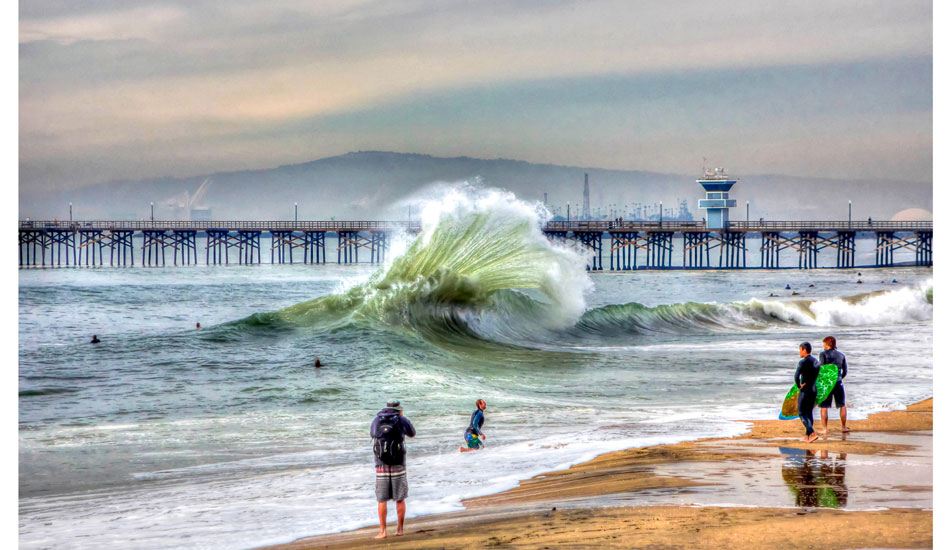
262 398 932 549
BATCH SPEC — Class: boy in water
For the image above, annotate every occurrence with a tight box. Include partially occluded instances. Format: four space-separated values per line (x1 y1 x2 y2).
818 336 850 433
459 399 487 452
795 342 821 443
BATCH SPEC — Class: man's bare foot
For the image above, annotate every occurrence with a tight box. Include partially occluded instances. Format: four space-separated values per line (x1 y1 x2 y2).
373 531 387 539
800 436 810 441
396 530 404 536
806 433 820 442
841 427 851 433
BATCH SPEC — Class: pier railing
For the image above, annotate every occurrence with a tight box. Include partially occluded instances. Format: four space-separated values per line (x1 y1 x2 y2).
19 219 932 232
544 220 932 232
727 220 932 231
18 220 424 231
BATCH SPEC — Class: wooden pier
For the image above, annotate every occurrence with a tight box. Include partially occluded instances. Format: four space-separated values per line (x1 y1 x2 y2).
543 220 932 270
18 220 420 268
18 219 932 270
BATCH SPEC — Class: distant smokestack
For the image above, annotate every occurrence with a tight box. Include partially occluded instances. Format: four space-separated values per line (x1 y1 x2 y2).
582 173 591 220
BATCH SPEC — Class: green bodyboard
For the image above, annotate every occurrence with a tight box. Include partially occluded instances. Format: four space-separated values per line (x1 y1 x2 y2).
779 364 838 420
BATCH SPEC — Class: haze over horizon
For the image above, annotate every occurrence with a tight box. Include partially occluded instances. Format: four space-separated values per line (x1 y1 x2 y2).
20 1 933 196
17 150 933 222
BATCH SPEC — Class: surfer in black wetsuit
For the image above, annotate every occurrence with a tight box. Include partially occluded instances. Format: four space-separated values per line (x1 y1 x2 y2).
818 336 849 433
795 342 820 443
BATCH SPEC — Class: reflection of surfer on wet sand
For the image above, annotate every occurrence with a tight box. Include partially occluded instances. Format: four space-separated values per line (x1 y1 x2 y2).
780 447 849 508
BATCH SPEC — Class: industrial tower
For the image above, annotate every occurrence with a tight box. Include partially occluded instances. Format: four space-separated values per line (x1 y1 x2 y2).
582 173 591 220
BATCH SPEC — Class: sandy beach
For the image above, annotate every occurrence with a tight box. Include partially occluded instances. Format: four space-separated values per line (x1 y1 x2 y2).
262 398 932 550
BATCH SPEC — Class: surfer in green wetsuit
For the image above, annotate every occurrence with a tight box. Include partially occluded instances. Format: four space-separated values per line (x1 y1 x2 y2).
795 342 821 443
818 336 849 433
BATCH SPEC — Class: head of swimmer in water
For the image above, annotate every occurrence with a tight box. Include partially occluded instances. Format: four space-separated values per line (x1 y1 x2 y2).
822 336 836 351
476 399 487 411
799 342 812 358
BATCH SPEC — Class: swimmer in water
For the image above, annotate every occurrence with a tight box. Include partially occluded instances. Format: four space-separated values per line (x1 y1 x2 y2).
314 358 323 368
90 335 100 344
196 322 201 329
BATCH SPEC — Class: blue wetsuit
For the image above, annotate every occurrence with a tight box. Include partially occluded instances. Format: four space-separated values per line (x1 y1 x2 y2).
464 409 485 449
795 355 820 435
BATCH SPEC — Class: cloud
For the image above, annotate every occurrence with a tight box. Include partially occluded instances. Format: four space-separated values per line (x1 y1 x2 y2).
19 5 187 44
18 0 933 191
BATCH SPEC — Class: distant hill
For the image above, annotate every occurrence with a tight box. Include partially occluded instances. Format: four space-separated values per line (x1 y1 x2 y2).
18 151 932 222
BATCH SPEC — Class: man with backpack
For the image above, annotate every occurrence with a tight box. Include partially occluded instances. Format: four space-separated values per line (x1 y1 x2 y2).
370 401 416 539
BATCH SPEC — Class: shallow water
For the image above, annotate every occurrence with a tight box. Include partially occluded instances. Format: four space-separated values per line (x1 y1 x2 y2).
624 431 933 510
19 188 933 549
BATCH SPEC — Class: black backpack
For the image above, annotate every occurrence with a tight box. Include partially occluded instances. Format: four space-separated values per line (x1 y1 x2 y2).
373 415 405 465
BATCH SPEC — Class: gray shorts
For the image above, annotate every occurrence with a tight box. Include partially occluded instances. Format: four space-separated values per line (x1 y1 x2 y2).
375 465 408 502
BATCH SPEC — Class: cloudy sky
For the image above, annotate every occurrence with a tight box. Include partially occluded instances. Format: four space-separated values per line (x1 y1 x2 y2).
19 0 932 192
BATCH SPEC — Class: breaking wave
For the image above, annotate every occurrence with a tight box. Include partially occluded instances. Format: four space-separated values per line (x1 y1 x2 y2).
231 183 932 350
572 284 933 337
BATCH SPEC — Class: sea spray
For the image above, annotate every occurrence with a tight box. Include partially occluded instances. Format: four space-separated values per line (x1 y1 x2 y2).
273 183 591 334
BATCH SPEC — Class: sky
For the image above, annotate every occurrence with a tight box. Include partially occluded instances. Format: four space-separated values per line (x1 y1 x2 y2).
18 0 933 192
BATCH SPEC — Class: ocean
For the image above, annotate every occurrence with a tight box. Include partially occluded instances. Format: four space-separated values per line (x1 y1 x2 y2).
19 186 933 549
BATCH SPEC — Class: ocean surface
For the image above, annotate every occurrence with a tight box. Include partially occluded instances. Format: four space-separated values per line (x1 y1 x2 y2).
19 187 933 549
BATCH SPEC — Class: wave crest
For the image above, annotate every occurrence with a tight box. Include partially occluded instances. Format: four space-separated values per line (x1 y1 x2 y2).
574 284 933 337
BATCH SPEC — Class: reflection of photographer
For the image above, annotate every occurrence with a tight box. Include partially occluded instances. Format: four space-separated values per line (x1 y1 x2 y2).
779 447 849 508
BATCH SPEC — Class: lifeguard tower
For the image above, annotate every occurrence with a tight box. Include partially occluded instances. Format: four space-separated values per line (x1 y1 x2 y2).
697 166 738 229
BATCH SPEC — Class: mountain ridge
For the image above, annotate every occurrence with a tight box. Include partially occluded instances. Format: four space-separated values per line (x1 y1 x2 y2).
19 151 932 222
